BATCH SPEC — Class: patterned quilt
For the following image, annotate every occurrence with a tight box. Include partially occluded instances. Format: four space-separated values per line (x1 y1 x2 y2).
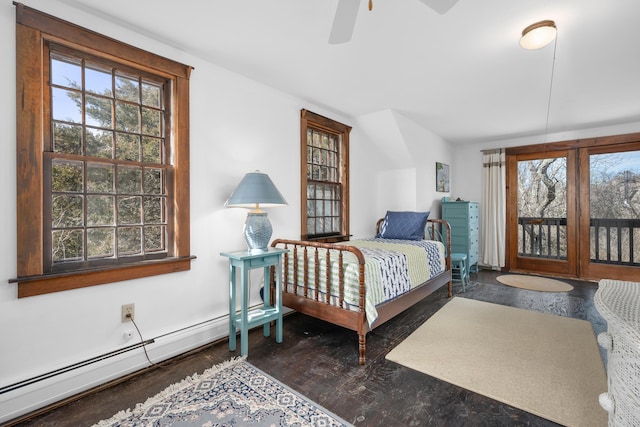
283 238 446 328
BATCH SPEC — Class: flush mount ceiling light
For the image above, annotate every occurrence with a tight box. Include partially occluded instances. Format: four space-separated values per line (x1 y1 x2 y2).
520 20 557 50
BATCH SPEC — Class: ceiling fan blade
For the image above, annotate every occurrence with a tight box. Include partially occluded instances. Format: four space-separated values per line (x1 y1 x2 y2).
419 0 460 15
328 0 361 44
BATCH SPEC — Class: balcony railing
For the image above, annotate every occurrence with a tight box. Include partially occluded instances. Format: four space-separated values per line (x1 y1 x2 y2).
517 217 640 266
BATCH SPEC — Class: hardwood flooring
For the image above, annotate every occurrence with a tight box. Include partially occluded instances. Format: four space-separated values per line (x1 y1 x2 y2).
7 270 606 427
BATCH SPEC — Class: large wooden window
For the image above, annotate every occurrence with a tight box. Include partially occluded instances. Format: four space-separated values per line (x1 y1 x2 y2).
14 4 193 297
300 110 351 242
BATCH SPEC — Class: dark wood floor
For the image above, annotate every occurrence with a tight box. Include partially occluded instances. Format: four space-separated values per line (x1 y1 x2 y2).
8 270 606 427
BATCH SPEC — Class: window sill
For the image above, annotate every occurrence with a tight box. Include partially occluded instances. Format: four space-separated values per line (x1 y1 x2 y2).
10 256 196 298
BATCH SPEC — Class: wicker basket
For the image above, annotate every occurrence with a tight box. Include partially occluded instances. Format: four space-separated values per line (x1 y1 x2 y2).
594 279 640 427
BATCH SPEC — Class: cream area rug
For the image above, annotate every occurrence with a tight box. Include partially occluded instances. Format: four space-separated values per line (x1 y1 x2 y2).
497 274 574 292
386 297 607 427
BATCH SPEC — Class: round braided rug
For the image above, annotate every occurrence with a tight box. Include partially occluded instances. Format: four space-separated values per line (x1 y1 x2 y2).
496 275 573 292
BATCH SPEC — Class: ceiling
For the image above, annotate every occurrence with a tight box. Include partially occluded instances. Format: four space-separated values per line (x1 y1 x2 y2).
56 0 640 144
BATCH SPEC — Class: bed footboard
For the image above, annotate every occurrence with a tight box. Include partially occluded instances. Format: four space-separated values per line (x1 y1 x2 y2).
270 239 369 363
270 218 452 365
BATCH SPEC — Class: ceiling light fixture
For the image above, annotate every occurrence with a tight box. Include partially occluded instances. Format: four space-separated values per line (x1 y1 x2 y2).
520 20 557 50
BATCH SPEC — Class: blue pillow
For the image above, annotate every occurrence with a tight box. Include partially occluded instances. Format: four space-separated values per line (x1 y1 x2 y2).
376 211 430 240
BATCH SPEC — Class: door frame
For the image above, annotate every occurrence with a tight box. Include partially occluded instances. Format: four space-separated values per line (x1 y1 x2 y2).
578 140 640 281
505 132 640 280
506 149 577 278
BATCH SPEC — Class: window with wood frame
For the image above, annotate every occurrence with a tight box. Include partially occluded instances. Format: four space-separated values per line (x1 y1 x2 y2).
300 109 351 242
13 4 193 297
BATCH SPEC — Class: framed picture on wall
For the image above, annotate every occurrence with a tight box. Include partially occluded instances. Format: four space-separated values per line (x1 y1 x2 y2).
436 162 450 192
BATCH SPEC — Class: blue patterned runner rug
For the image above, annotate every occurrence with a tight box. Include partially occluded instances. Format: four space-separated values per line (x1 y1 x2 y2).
93 357 352 427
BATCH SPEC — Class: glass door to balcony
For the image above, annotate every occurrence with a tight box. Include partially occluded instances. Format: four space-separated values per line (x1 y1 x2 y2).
580 145 640 281
507 138 640 281
508 150 577 277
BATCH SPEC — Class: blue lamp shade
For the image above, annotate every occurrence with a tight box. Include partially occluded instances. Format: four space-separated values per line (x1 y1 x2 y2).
225 172 287 251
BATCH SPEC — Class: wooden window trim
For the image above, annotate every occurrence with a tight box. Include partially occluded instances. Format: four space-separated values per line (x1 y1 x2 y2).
300 109 351 242
13 4 193 297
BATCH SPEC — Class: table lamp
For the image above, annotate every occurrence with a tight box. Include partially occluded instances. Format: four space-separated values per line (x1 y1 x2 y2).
225 171 288 251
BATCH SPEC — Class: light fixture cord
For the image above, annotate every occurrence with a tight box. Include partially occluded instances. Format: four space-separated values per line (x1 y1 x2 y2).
543 35 558 144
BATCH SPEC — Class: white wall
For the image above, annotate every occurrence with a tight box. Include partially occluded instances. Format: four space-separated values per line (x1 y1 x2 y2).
0 1 384 421
370 111 454 220
376 169 417 214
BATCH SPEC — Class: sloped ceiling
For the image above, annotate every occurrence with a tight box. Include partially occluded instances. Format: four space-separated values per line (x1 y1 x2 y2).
53 0 640 144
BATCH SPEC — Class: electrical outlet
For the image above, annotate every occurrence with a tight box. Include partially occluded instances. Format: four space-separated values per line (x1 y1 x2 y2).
121 303 135 322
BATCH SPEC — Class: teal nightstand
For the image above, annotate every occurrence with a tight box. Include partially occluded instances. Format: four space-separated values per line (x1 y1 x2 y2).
220 248 288 356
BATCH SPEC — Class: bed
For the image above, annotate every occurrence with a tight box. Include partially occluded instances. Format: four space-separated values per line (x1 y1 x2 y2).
269 214 452 365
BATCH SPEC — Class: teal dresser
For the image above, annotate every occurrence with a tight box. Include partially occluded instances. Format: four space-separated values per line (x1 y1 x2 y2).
442 201 479 273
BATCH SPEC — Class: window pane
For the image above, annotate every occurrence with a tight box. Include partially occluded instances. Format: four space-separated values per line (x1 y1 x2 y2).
142 107 161 137
52 229 83 262
87 163 114 193
118 196 142 224
118 226 142 255
326 218 334 233
142 82 161 108
116 132 140 161
142 137 162 163
144 168 163 194
53 122 82 154
87 195 114 226
321 166 328 181
86 128 113 158
116 101 140 133
117 166 142 194
144 196 164 223
116 75 139 102
51 54 81 89
144 225 165 251
324 200 332 216
52 87 81 123
87 228 114 258
85 94 113 128
517 157 568 258
589 150 640 265
52 160 83 192
52 195 83 227
86 64 113 96
329 151 337 168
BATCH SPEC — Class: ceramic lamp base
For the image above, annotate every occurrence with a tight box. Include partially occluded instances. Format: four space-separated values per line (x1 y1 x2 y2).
243 212 272 251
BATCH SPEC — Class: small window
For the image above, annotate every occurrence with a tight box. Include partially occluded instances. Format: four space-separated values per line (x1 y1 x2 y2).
300 109 351 242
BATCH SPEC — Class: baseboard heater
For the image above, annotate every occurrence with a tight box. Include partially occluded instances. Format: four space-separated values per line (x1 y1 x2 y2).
0 311 246 398
0 339 155 395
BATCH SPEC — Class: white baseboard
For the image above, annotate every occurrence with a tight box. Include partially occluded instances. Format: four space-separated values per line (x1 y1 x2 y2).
0 315 231 424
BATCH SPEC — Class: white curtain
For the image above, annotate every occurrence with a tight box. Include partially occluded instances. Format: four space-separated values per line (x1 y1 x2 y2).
481 149 506 268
